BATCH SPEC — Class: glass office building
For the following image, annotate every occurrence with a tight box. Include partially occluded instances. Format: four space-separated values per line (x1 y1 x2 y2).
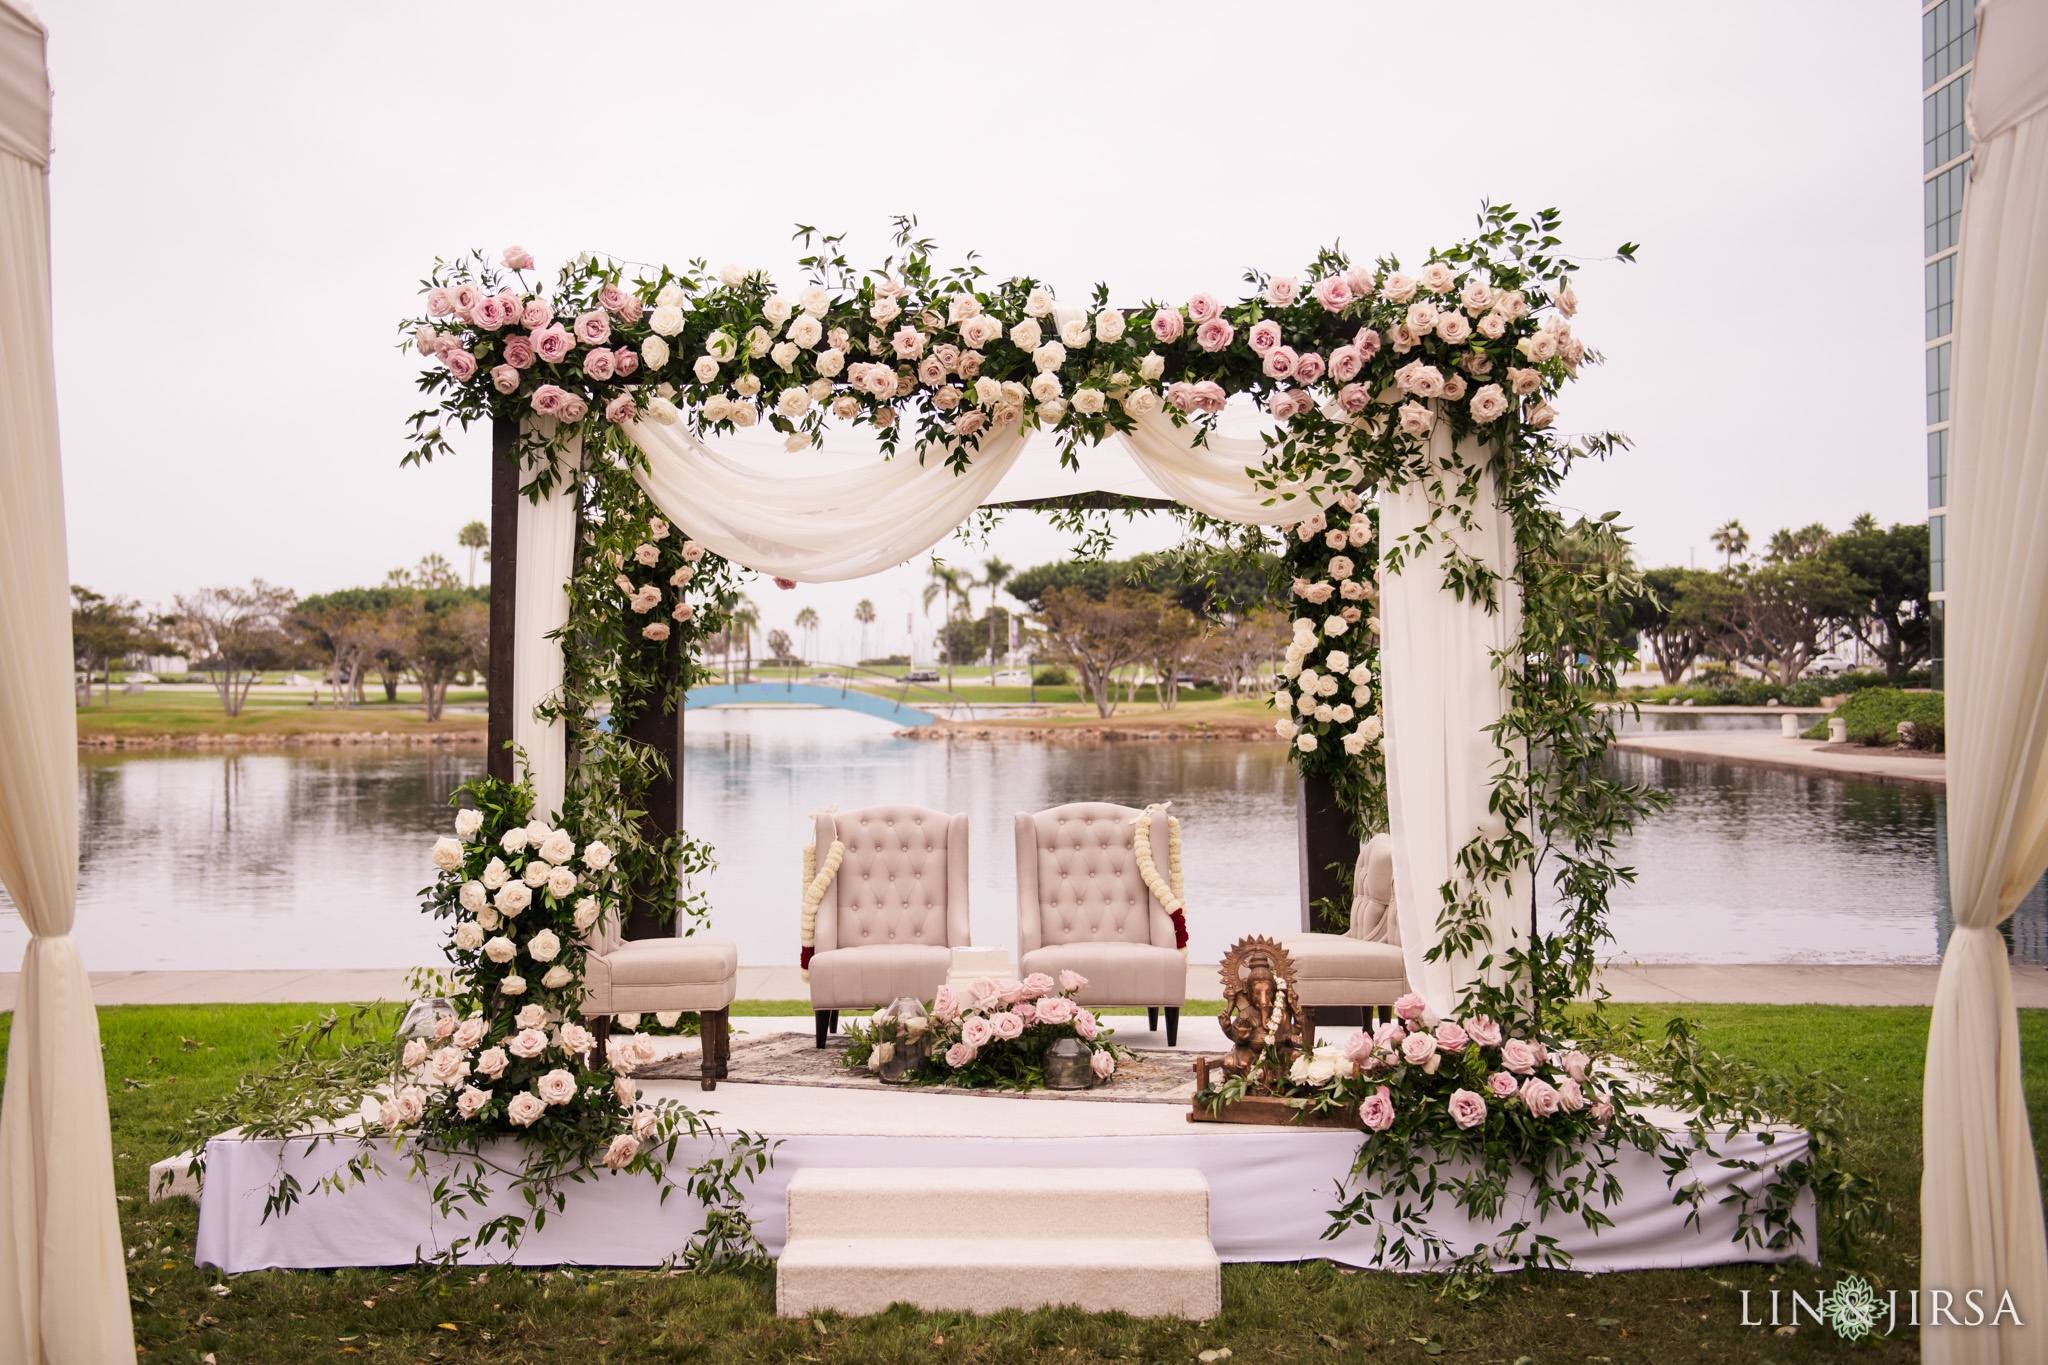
1923 0 1973 689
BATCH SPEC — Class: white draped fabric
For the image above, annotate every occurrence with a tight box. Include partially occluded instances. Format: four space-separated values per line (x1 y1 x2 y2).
0 4 137 1357
1378 431 1528 1016
1119 408 1343 527
1922 8 2048 1358
512 434 580 818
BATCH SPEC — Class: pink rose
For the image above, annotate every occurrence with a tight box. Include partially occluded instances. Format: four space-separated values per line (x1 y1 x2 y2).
1261 345 1297 380
1520 1077 1561 1117
944 1042 977 1068
520 301 551 330
967 978 1002 1011
1166 382 1196 412
507 1092 546 1127
1354 328 1382 361
537 1068 577 1105
1341 1030 1373 1066
533 325 573 364
471 296 507 330
1335 383 1368 414
1486 1070 1518 1098
1393 993 1427 1022
1345 266 1376 298
950 410 986 437
1293 351 1326 385
1360 1084 1395 1132
453 1018 486 1049
1459 280 1493 314
1247 319 1283 355
629 585 661 613
1073 1008 1098 1040
1195 318 1234 352
515 1004 547 1029
891 325 927 359
960 1016 994 1049
1373 1020 1406 1050
1562 1050 1590 1082
1264 275 1300 307
1090 1048 1116 1080
1434 1021 1469 1052
530 384 567 415
574 310 611 346
932 985 959 1021
1057 969 1087 993
1591 1097 1615 1125
642 622 670 641
1151 309 1183 343
583 348 616 381
1500 1039 1538 1074
1531 1041 1549 1067
1185 293 1221 324
502 335 536 369
425 286 455 316
1381 273 1417 303
1036 995 1075 1025
1418 262 1456 295
451 282 483 314
598 284 629 313
1312 277 1352 312
1436 311 1472 345
1469 384 1509 423
502 245 535 271
490 364 521 394
917 356 946 387
1400 1031 1438 1069
1397 402 1433 437
441 349 478 381
1556 1077 1587 1112
991 1010 1026 1040
1020 972 1055 999
1395 361 1444 397
671 602 694 622
1465 1016 1503 1048
1012 1001 1038 1025
614 347 639 377
1447 1089 1488 1131
605 394 637 424
509 1027 547 1059
603 1133 639 1170
1526 401 1557 430
1191 380 1226 412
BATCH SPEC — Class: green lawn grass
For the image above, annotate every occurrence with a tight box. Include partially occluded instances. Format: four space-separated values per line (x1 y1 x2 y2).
74 688 487 739
8 1001 2044 1362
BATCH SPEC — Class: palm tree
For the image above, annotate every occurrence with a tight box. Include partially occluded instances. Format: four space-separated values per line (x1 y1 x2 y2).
1709 519 1750 569
853 599 876 664
457 520 489 587
730 597 759 683
795 605 820 666
980 556 1013 685
922 562 968 689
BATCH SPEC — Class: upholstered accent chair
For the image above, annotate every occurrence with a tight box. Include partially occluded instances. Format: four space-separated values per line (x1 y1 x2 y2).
1015 802 1187 1046
579 914 738 1091
1281 833 1410 1043
808 804 971 1047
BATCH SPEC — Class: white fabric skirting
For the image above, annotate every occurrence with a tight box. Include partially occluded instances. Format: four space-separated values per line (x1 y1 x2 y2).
194 1124 1814 1275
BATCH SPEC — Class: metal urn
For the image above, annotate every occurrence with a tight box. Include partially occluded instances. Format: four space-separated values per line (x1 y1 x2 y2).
1043 1037 1094 1090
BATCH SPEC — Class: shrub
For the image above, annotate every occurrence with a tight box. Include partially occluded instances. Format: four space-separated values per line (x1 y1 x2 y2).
1802 688 1945 749
1617 668 1924 710
1032 665 1070 686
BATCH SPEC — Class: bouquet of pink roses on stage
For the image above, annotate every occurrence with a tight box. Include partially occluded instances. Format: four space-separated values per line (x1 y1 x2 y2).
841 972 1130 1091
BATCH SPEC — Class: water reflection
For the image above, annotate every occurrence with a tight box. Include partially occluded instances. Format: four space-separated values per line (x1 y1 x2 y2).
2 709 2041 972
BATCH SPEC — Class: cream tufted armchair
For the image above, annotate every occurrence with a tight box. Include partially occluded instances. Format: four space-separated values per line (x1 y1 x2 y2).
808 804 971 1048
1280 832 1410 1041
1015 802 1187 1046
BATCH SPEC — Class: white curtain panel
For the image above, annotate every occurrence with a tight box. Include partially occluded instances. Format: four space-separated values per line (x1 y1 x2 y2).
1378 430 1527 1017
512 434 580 819
0 4 137 1356
1922 10 2048 1356
625 419 1031 582
1117 407 1347 526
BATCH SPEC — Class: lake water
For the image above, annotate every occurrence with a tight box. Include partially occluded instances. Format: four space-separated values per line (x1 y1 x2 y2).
2 709 2042 973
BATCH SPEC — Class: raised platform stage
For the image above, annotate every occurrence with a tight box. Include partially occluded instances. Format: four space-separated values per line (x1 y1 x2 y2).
192 1020 1818 1278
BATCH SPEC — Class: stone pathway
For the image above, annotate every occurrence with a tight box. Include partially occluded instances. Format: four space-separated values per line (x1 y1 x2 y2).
10 961 2045 1011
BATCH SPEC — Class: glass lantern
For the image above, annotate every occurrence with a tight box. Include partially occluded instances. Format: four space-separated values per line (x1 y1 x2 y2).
397 996 454 1041
873 996 929 1084
1044 1037 1094 1090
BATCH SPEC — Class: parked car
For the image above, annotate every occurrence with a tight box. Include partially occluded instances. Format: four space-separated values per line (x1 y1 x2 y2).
900 669 941 683
993 670 1032 686
1802 654 1852 679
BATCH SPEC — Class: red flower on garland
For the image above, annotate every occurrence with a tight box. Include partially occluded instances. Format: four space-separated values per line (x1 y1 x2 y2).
1169 909 1189 951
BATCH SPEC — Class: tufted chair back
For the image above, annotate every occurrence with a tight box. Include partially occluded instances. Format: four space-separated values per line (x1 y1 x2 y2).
812 805 970 954
1015 802 1178 955
1347 833 1400 945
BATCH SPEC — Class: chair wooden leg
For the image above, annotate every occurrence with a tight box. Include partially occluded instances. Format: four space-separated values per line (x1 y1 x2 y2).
589 1015 612 1070
815 1009 830 1049
1165 1007 1180 1048
1148 1007 1159 1032
1300 1006 1316 1050
701 1009 727 1091
829 1010 840 1032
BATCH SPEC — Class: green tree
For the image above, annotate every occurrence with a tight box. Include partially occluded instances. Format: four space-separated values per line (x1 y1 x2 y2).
729 598 759 683
794 605 821 663
70 586 159 707
458 520 489 587
767 628 799 666
1035 587 1155 718
1147 597 1206 709
172 580 298 717
390 592 488 720
1824 519 1933 680
1630 568 1720 685
980 556 1014 684
386 554 463 591
921 563 969 688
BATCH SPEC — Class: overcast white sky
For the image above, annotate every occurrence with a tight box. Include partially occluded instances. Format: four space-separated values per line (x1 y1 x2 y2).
36 0 1923 665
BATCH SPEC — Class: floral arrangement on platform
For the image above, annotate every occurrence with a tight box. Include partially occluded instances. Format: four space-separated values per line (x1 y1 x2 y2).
841 973 1129 1091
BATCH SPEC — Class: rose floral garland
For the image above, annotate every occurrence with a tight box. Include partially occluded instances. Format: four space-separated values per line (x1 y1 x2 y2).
1130 803 1189 953
797 838 844 981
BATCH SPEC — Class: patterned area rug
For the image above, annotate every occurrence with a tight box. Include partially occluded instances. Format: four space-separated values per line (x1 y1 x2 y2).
636 1033 1207 1104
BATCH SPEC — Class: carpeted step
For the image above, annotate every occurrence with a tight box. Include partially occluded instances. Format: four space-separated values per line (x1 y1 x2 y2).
776 1167 1219 1318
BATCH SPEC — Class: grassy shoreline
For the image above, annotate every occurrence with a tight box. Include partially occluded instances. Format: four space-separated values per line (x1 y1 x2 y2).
73 689 487 741
8 1001 2044 1362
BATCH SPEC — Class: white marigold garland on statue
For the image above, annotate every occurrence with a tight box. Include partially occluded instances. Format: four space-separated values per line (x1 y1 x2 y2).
1131 803 1190 955
798 838 844 982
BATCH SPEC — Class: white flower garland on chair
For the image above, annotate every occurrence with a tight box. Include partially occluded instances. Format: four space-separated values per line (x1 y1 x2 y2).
1131 803 1189 956
799 838 844 983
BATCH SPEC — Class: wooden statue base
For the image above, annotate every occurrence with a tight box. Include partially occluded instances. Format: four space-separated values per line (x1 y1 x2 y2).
1187 1054 1360 1129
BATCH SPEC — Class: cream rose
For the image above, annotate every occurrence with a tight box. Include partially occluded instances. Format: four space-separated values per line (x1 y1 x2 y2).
527 929 562 963
455 808 483 839
1072 388 1106 415
521 860 550 888
582 840 613 871
1009 318 1042 351
429 836 466 871
1058 318 1091 348
459 880 488 914
474 1046 508 1078
454 921 485 952
541 965 573 989
483 935 516 964
507 1092 546 1127
1094 309 1126 343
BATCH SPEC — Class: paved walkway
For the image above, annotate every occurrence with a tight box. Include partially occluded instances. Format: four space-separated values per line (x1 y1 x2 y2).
9 961 2043 1011
1611 731 1947 789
